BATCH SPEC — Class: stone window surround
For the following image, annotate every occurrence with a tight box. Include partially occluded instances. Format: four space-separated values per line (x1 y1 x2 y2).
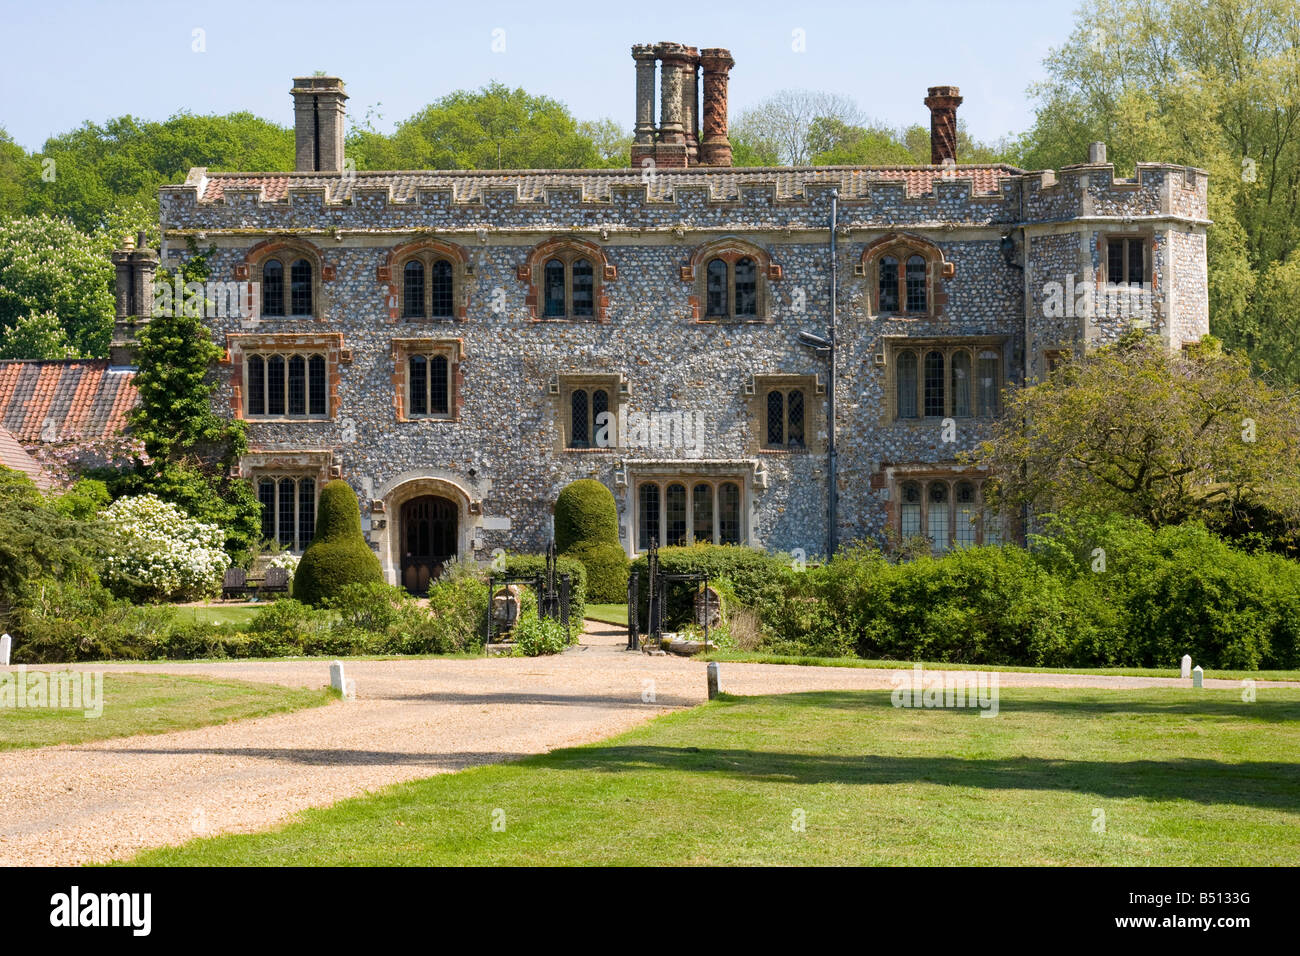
634 476 747 551
378 238 472 323
746 372 825 455
1099 231 1154 288
518 237 615 322
235 237 332 321
883 465 1007 552
619 459 758 554
254 473 319 553
552 372 626 452
881 335 1008 422
224 332 346 422
683 237 780 323
391 337 465 422
857 232 951 319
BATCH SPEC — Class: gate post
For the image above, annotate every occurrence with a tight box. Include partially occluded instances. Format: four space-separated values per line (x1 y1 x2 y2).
627 570 640 650
559 572 571 638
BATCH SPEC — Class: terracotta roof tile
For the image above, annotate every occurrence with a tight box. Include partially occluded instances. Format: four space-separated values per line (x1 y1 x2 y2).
0 425 54 491
0 360 138 444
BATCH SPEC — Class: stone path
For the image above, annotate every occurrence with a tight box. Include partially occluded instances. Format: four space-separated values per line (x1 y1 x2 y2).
1 622 1293 866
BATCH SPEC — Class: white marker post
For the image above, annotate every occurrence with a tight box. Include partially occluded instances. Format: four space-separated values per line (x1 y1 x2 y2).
0 633 10 666
1181 654 1192 679
1192 665 1204 689
707 661 720 700
329 661 355 699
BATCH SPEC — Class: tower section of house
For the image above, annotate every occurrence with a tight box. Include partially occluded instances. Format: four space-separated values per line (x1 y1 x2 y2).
159 56 1210 590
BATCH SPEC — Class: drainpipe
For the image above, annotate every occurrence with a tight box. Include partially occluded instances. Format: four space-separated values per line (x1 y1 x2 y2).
828 189 839 557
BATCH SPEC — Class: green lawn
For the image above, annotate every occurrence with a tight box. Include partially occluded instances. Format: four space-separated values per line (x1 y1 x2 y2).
584 603 628 626
701 650 1300 683
123 686 1300 866
0 673 335 751
174 604 264 626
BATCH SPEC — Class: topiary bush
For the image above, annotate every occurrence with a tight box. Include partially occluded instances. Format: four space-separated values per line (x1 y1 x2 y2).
554 479 628 603
292 480 383 607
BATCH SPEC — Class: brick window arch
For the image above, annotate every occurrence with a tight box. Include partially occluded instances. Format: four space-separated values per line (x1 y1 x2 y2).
860 233 949 318
381 239 471 322
685 239 778 322
243 239 328 320
520 238 613 321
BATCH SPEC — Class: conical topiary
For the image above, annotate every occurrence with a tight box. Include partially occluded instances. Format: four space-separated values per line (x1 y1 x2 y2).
292 479 383 606
554 479 628 603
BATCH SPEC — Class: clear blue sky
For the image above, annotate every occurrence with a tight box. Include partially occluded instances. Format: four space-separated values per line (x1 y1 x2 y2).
2 0 1084 152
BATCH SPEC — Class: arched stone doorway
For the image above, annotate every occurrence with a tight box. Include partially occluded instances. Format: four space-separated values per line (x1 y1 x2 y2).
400 495 458 594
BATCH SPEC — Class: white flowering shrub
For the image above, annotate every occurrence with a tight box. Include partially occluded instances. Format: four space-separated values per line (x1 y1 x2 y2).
101 494 230 602
267 552 301 579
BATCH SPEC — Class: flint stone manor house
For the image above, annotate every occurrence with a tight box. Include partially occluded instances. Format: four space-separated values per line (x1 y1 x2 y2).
126 44 1209 591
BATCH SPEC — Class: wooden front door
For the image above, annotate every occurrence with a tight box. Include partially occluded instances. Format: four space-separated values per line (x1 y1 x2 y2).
400 496 457 594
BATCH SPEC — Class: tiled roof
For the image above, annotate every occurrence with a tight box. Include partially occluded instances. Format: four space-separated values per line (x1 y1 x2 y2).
0 360 138 444
0 424 53 491
193 164 1021 204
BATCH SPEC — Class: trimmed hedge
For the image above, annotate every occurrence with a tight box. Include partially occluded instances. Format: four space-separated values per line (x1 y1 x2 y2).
554 480 628 603
630 544 795 629
293 480 383 607
496 553 587 626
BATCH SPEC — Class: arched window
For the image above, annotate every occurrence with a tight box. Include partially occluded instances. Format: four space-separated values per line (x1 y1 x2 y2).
430 259 454 318
905 255 927 312
706 259 728 316
407 352 451 418
693 482 714 544
719 482 742 545
896 351 918 419
267 355 285 415
256 475 317 552
734 257 757 317
923 351 945 417
570 389 590 448
543 259 566 317
954 482 977 548
287 355 306 415
247 355 266 415
666 483 688 547
290 259 313 315
763 387 806 449
695 247 769 320
878 256 899 313
403 261 425 318
900 482 922 538
571 259 594 317
927 482 950 553
951 350 972 418
638 483 660 552
870 242 938 315
262 260 284 317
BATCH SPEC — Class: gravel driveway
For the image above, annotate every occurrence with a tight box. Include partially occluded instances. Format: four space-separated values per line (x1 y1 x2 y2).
1 623 1291 866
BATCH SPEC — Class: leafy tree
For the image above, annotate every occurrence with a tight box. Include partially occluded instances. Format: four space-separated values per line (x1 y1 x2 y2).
972 333 1300 537
115 241 260 555
1017 0 1300 379
732 89 866 166
0 467 107 611
350 83 606 170
0 214 114 358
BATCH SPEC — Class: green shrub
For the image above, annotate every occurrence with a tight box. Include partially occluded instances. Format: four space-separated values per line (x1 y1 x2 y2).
554 479 628 602
513 612 569 656
498 554 586 626
292 480 383 607
323 581 412 633
630 544 795 630
420 564 490 654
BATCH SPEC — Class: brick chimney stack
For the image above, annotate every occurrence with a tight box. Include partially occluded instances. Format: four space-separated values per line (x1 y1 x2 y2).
924 85 962 166
292 76 348 173
699 48 734 167
110 231 157 367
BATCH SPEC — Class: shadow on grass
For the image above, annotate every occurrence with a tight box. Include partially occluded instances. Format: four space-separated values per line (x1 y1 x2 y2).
541 744 1300 811
760 689 1300 723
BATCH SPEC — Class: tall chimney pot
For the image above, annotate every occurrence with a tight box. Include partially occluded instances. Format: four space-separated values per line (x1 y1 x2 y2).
924 85 963 166
699 48 735 167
